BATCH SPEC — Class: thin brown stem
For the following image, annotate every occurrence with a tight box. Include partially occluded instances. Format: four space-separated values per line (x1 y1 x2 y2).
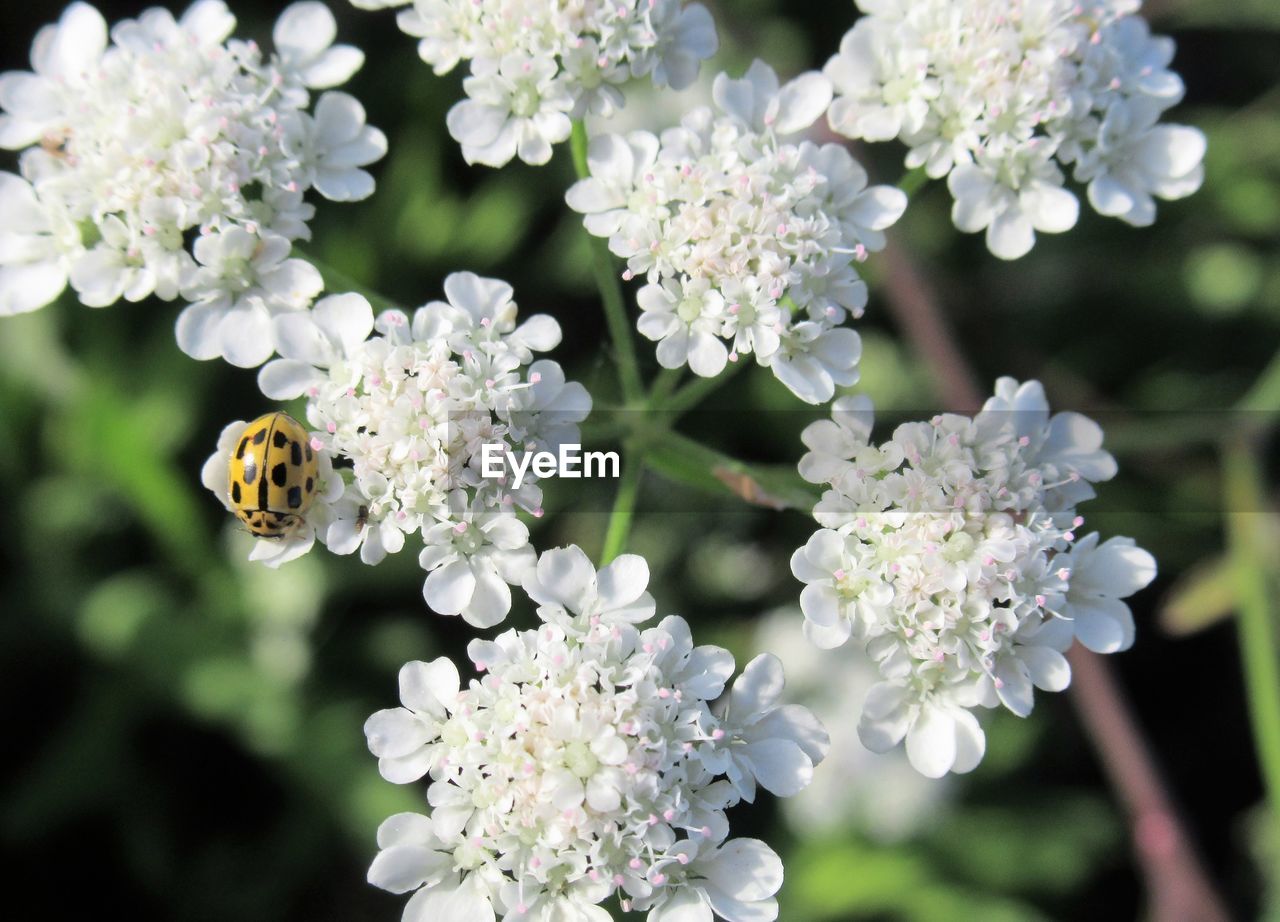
879 242 1232 922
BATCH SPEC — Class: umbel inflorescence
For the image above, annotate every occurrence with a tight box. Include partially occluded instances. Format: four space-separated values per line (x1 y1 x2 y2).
791 379 1156 777
568 61 908 405
365 545 828 922
825 0 1205 258
203 273 590 628
0 0 385 365
350 0 718 167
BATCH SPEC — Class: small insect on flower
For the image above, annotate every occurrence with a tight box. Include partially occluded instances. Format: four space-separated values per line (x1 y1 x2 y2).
227 412 319 538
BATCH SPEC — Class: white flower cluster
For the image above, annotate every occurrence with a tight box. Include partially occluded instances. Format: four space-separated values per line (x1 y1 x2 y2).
825 0 1206 259
0 1 386 365
790 378 1157 777
567 61 908 404
365 545 828 922
203 273 590 628
350 0 718 167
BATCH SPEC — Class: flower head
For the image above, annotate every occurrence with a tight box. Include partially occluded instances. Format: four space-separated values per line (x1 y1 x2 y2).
567 60 907 404
203 274 590 628
355 0 718 167
365 544 827 922
0 1 386 364
790 380 1156 776
825 0 1205 258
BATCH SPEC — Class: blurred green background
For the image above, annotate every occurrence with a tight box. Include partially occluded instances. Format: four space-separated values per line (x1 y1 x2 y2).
1 0 1277 919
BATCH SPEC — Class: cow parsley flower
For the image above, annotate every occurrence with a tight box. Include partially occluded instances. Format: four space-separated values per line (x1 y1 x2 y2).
365 544 828 922
0 1 386 365
351 0 718 167
567 60 907 404
202 274 590 628
790 379 1156 777
825 0 1205 258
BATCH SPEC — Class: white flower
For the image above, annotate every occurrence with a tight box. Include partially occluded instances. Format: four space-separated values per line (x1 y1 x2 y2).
791 379 1155 776
355 0 719 167
200 418 344 568
826 0 1205 257
568 60 906 403
365 544 827 922
0 1 385 361
245 275 590 627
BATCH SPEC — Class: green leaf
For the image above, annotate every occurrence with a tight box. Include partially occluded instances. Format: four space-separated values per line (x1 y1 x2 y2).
1159 554 1239 635
644 431 820 511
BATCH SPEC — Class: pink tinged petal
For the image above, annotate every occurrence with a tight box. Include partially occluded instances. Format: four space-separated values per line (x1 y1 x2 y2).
258 358 319 399
701 839 783 903
1021 645 1071 693
174 302 227 361
905 705 957 778
423 558 477 615
0 261 66 315
399 658 459 716
402 875 495 922
40 3 108 80
740 738 812 797
730 654 785 717
1071 598 1136 654
220 302 276 367
986 209 1036 261
772 71 833 135
750 704 829 765
376 812 433 849
446 99 507 148
857 682 911 752
649 888 713 922
595 553 651 611
949 708 986 774
364 707 431 759
367 844 440 894
314 292 374 354
461 566 512 629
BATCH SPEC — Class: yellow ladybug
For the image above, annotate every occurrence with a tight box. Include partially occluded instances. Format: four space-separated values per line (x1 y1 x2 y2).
227 412 320 538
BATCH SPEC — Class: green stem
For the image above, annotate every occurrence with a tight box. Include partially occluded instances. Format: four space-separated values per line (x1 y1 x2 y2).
570 121 645 406
648 367 684 407
665 358 748 415
897 166 930 201
600 454 644 564
292 247 402 312
1223 438 1280 824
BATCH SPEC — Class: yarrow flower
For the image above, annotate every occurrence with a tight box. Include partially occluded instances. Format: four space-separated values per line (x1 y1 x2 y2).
790 378 1156 777
365 544 828 922
0 1 386 365
203 273 591 628
350 0 718 167
567 60 908 404
824 0 1206 258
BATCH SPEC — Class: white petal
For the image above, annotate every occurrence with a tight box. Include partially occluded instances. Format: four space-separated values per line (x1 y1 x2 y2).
399 657 459 716
423 558 477 615
730 654 784 718
364 708 431 759
740 738 812 797
701 839 782 902
905 705 956 778
772 71 833 135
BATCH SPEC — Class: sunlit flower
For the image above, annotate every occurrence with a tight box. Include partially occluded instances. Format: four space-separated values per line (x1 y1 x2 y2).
791 379 1156 776
209 274 590 627
567 60 906 404
825 0 1205 258
352 0 718 167
0 1 385 364
365 544 828 921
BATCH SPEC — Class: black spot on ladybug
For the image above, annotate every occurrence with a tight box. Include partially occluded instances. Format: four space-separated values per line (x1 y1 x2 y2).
273 430 289 448
272 463 288 487
291 440 302 465
236 437 249 460
243 458 257 485
231 482 241 503
252 429 267 444
305 477 314 493
305 443 313 461
287 486 303 509
273 512 287 522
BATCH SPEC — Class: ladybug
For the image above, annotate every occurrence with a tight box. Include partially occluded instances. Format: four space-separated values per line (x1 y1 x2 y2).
227 411 319 538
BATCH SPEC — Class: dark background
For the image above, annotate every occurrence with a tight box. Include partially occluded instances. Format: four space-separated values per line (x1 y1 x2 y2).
0 0 1277 919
